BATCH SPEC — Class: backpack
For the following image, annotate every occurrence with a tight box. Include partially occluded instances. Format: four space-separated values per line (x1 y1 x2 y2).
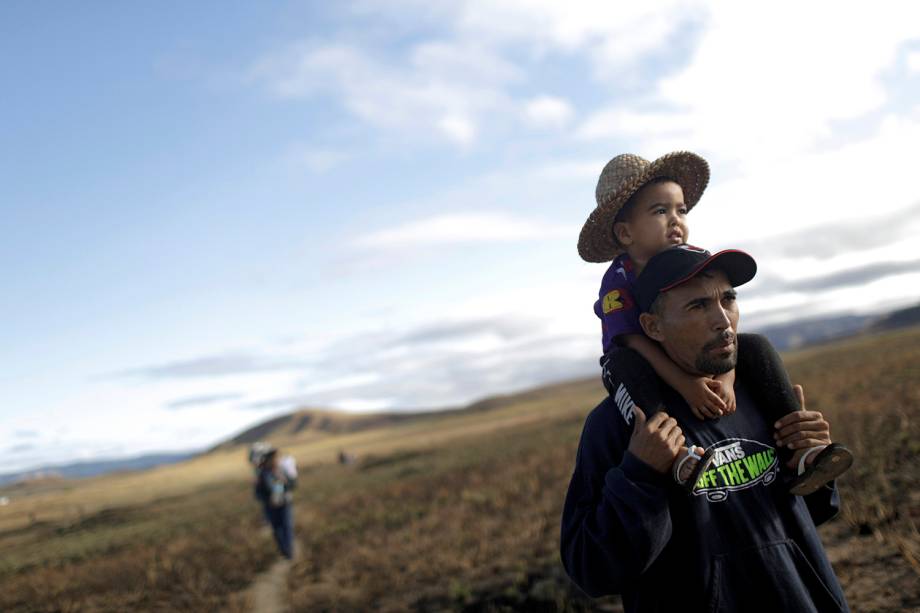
254 473 270 501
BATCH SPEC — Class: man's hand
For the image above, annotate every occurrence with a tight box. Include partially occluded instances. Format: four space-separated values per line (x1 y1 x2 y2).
628 406 685 474
773 385 832 469
679 375 726 420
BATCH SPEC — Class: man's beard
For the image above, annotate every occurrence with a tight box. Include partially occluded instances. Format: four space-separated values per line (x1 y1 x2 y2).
695 331 737 375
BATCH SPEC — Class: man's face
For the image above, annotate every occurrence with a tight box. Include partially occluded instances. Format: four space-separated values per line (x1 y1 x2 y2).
641 270 739 376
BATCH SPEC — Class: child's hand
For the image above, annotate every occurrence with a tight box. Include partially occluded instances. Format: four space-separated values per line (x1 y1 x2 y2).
679 376 726 420
712 370 736 414
720 384 737 414
708 378 737 415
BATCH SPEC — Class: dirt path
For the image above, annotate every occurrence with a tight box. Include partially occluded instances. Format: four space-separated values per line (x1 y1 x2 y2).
245 556 292 613
243 529 299 613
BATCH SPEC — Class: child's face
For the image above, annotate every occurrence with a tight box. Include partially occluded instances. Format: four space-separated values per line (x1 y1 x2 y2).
614 180 689 262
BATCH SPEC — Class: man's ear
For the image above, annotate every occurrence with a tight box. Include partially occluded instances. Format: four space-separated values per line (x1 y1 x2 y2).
639 312 665 342
613 221 631 247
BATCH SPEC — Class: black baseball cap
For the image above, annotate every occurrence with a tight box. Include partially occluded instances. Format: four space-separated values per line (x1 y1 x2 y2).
636 244 757 312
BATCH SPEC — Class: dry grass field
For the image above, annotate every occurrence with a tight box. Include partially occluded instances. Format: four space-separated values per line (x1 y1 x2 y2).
1 327 918 612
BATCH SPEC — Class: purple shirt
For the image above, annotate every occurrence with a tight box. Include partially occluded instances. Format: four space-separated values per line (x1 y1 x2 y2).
594 253 642 353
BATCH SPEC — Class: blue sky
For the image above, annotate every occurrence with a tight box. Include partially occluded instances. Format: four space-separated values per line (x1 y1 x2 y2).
4 1 920 472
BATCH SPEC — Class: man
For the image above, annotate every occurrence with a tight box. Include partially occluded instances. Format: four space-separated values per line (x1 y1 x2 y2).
560 245 849 612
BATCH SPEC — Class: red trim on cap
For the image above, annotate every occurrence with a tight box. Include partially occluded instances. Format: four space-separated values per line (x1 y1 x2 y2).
659 249 751 293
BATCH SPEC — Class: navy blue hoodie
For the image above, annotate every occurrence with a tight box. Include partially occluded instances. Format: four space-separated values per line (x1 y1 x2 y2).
560 366 849 612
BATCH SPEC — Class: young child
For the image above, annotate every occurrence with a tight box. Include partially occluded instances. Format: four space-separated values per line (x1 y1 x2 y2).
578 151 852 493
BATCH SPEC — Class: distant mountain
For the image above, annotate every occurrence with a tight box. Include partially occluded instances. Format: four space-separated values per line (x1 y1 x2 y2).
753 302 920 351
212 402 506 451
868 303 920 332
753 313 875 351
212 379 595 452
0 452 195 487
211 408 426 451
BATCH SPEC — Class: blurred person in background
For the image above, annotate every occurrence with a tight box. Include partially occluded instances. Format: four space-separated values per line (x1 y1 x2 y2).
249 442 273 524
253 447 296 560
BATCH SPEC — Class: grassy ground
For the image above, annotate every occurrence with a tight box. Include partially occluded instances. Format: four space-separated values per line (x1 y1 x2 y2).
782 328 920 612
0 479 275 612
286 408 612 612
1 327 918 611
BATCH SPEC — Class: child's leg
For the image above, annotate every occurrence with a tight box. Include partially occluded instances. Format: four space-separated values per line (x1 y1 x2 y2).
735 333 800 423
736 333 852 494
600 346 665 417
601 347 712 491
736 333 802 472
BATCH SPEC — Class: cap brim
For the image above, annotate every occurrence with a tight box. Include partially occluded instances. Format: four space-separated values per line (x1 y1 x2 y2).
660 249 757 292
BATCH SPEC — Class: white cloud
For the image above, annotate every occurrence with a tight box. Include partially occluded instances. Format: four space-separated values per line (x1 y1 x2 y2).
576 108 688 141
297 372 382 396
352 213 575 249
907 50 920 74
688 108 920 248
285 145 349 173
248 0 707 147
454 0 702 75
576 3 920 164
251 3 920 158
439 114 477 146
409 40 521 84
523 95 574 129
250 39 519 147
742 270 920 330
333 398 396 412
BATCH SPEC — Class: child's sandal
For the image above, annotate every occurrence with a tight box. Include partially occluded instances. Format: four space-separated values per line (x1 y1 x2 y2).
788 443 854 496
673 446 716 493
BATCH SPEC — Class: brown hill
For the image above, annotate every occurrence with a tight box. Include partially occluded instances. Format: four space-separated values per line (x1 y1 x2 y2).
869 302 920 332
213 378 597 451
213 408 420 449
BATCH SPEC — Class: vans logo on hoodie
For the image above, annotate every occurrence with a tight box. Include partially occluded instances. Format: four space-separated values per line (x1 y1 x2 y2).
692 438 778 502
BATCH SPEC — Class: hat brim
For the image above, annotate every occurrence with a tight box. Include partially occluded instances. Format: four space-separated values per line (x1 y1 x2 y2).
660 249 757 294
578 151 710 263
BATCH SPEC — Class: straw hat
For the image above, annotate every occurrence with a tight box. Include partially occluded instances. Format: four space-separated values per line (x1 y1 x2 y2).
577 151 710 263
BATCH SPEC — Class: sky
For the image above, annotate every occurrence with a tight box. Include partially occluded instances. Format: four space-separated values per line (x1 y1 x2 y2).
3 1 920 473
